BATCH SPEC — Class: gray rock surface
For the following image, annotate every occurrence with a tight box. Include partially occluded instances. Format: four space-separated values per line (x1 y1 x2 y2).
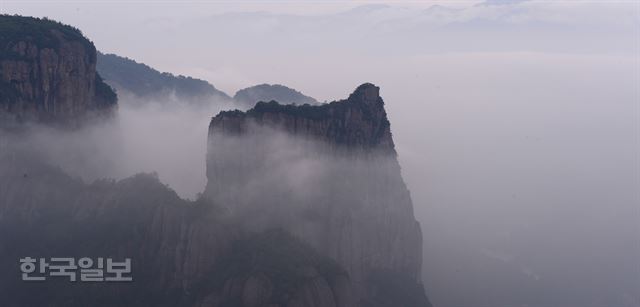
205 83 430 306
0 15 116 124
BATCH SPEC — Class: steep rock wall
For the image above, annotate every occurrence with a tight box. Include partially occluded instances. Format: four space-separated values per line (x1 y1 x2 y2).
0 15 116 124
205 83 430 307
0 150 352 307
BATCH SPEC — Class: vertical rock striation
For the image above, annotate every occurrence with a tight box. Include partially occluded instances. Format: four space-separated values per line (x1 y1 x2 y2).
205 83 431 307
0 15 116 124
0 151 353 307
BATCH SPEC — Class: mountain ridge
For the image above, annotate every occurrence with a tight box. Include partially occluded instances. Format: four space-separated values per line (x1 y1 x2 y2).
234 83 319 108
97 52 231 103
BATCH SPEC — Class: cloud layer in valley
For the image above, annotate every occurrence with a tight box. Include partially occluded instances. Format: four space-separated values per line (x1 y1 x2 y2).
2 1 639 307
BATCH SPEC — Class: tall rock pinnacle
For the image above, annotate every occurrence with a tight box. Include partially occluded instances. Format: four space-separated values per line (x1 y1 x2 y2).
205 83 432 307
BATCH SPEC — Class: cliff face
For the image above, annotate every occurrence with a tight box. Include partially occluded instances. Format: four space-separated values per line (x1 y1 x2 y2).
0 15 116 124
205 83 430 307
0 150 352 307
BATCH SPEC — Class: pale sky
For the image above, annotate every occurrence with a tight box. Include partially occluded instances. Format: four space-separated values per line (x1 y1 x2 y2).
2 0 637 97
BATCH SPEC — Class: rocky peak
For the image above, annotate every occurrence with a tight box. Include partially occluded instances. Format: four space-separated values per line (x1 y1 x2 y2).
205 83 431 306
210 83 395 153
348 83 381 105
0 15 117 125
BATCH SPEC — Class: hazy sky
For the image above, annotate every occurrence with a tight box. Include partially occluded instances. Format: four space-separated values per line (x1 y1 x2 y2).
2 1 639 306
3 0 637 97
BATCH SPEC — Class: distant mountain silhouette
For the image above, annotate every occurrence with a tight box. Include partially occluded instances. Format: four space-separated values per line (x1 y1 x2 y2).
97 52 231 103
234 83 318 108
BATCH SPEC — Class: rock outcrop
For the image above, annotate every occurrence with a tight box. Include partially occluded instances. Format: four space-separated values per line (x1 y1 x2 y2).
0 15 116 124
205 83 431 307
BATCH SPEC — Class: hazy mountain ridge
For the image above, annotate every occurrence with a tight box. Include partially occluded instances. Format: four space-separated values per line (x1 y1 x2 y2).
234 83 319 108
96 52 319 109
96 52 231 103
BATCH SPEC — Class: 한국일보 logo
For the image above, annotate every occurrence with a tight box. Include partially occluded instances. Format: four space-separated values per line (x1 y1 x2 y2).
19 257 132 282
